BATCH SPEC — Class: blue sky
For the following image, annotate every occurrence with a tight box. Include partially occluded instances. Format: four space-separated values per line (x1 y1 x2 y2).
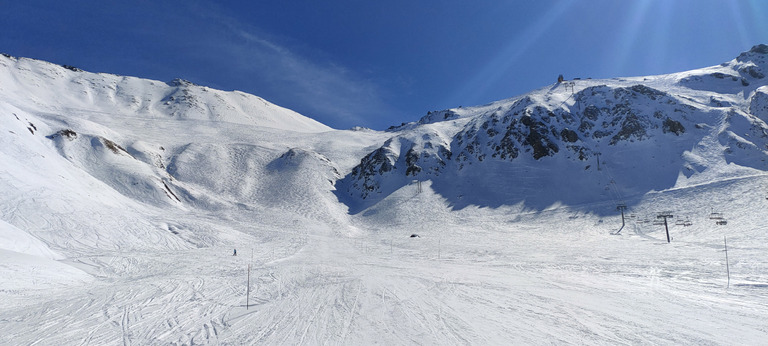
3 0 768 130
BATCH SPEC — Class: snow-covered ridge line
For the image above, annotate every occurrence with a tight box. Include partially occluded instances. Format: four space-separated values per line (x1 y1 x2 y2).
0 53 330 133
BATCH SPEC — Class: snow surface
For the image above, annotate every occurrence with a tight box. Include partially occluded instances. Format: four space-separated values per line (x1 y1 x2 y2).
1 48 768 344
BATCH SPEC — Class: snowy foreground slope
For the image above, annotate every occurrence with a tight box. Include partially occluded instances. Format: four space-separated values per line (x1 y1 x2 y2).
2 46 768 344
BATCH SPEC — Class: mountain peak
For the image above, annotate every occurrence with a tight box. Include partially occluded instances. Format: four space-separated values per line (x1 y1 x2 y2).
736 43 768 64
746 43 768 55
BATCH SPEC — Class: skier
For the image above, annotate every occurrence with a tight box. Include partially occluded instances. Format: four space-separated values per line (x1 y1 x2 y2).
233 249 237 256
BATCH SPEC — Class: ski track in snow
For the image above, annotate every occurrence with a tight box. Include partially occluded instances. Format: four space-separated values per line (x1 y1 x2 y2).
3 195 768 345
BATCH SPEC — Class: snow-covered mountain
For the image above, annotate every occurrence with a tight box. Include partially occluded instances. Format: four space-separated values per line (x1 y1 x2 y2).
337 44 768 212
2 46 768 344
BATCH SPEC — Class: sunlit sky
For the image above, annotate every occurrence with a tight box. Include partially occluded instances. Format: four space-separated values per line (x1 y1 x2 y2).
3 0 768 129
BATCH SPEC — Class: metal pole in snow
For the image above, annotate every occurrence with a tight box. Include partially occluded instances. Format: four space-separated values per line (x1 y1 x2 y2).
724 236 730 289
596 152 601 171
246 264 251 310
615 204 627 234
657 213 673 243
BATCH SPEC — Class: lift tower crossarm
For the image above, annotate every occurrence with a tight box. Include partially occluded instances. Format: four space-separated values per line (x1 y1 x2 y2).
657 213 674 243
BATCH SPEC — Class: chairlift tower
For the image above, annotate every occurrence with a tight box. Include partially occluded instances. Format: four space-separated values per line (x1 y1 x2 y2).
412 179 422 194
656 212 674 243
564 81 575 93
614 203 627 235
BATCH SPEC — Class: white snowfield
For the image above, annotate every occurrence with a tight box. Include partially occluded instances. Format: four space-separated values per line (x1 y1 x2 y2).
1 49 768 345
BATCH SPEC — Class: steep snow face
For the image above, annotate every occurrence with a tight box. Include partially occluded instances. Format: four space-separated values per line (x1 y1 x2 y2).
338 45 768 213
0 54 330 133
750 86 768 121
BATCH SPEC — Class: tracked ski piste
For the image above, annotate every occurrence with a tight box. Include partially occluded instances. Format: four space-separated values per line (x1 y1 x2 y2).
2 175 768 345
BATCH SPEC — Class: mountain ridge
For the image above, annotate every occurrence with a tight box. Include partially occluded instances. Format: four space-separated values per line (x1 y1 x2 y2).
336 44 768 212
0 53 331 133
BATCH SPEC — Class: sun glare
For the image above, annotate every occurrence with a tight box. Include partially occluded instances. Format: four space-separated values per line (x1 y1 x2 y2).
446 0 575 105
608 0 654 75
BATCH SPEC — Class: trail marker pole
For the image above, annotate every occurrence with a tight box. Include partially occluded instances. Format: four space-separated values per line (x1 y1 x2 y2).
246 263 251 310
250 249 255 309
656 213 673 243
724 236 730 288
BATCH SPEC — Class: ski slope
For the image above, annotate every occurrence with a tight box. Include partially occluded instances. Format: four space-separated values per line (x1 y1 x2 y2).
2 178 767 344
2 50 768 344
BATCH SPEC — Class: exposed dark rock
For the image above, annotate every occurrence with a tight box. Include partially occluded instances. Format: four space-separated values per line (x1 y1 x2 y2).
364 148 395 175
579 120 594 132
593 130 612 139
404 148 421 176
521 116 559 159
60 129 77 138
560 128 579 143
628 85 667 100
498 127 520 160
567 145 590 160
61 65 82 72
662 118 685 135
102 138 127 154
610 113 646 144
741 65 765 79
752 44 768 54
737 44 768 62
168 78 197 87
439 145 452 161
583 105 600 121
46 129 78 140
